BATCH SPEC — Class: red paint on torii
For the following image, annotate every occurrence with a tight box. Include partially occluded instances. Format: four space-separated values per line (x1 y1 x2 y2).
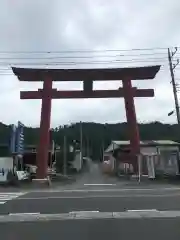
12 66 160 179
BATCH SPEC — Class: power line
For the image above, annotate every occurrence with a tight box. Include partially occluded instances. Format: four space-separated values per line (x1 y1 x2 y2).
0 47 169 76
0 57 168 65
0 52 169 60
0 46 171 54
0 47 170 68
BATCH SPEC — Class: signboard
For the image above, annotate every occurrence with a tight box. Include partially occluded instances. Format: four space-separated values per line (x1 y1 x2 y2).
10 124 16 153
16 121 24 154
9 121 25 154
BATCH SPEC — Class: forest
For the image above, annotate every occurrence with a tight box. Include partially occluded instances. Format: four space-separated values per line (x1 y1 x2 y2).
1 121 180 160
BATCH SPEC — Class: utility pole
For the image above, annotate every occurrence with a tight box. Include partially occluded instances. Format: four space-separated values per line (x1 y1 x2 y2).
168 47 180 124
86 137 88 156
101 141 104 161
80 121 83 162
86 137 90 157
63 129 67 175
102 123 107 161
50 140 54 168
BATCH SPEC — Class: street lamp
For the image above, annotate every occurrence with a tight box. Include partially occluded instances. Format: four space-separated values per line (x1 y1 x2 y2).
168 110 174 116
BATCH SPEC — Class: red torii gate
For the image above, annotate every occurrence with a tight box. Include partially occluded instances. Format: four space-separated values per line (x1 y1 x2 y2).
12 65 160 180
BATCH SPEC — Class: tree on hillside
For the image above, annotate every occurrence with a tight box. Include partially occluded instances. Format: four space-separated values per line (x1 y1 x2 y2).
1 121 180 160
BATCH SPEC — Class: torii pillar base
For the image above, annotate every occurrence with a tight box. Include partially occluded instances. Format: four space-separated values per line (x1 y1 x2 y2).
32 178 51 188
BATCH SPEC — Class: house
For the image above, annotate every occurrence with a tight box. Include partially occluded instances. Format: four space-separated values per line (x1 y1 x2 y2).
0 143 57 171
103 140 180 178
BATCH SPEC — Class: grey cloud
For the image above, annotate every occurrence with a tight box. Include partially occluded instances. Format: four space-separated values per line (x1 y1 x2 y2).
0 0 179 127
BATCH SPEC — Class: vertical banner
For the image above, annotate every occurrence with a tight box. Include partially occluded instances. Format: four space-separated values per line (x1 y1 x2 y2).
10 124 16 153
16 121 24 155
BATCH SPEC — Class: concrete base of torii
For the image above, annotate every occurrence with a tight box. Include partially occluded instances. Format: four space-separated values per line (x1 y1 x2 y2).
32 177 51 188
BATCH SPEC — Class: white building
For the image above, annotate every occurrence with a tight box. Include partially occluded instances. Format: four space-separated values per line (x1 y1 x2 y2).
71 150 83 172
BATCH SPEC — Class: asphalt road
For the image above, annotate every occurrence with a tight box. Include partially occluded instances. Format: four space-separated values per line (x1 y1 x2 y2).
0 161 180 239
1 219 180 239
1 189 180 215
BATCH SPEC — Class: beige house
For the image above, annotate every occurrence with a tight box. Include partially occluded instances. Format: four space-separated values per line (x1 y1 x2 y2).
104 140 180 178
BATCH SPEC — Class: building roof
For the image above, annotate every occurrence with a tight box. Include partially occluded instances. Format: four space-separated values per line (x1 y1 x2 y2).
105 140 180 153
12 65 161 82
105 142 120 153
112 140 145 145
153 140 178 145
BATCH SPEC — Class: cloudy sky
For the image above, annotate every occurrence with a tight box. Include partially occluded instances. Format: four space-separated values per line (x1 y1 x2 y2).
0 0 180 127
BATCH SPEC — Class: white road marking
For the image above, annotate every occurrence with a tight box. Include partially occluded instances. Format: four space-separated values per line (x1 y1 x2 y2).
16 193 180 201
1 210 180 222
0 192 27 194
69 211 99 214
0 192 26 205
84 184 116 186
127 209 158 212
80 187 180 191
9 212 40 216
32 187 180 193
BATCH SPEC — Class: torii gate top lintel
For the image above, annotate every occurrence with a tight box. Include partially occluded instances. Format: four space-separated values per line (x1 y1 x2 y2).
12 65 161 81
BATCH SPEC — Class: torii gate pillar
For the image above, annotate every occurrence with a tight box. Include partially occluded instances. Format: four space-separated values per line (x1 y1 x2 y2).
36 77 52 179
122 78 140 155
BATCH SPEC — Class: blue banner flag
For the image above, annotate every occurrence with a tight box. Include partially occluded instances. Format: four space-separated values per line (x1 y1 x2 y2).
16 121 24 154
9 124 16 153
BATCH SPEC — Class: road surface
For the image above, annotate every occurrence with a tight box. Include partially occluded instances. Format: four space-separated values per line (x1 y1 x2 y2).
1 160 180 239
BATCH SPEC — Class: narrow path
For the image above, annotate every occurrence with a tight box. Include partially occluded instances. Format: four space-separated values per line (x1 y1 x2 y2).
70 160 119 189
